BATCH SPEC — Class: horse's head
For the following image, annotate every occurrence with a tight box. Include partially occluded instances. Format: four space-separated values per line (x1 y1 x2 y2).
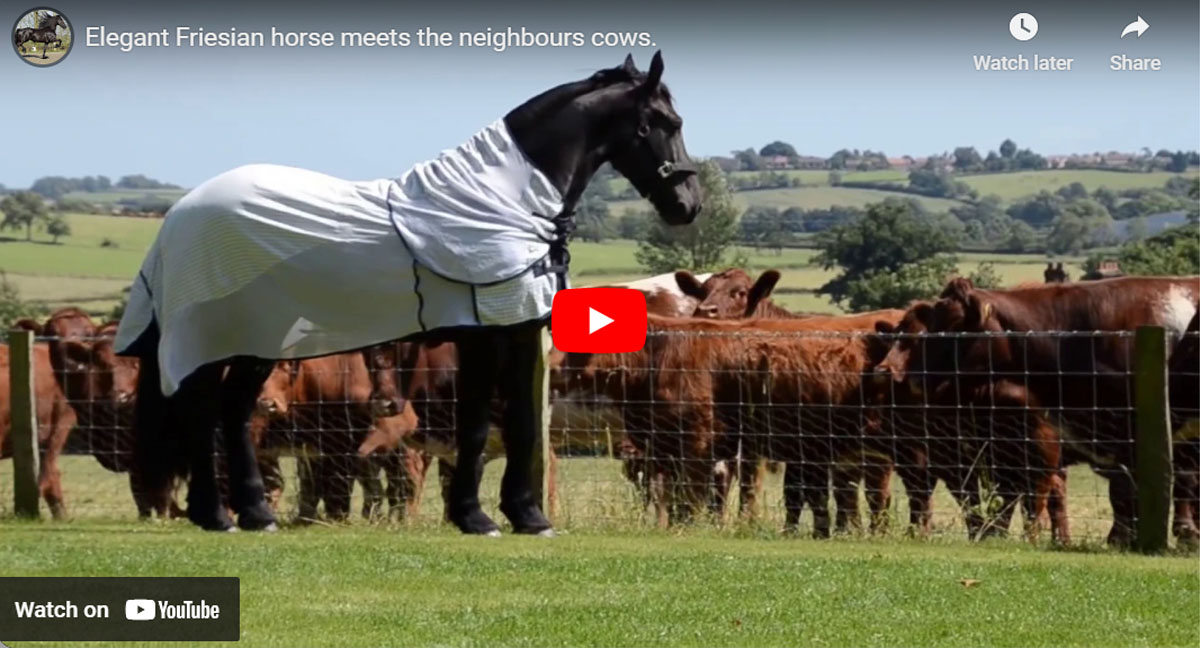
50 14 67 32
602 52 702 226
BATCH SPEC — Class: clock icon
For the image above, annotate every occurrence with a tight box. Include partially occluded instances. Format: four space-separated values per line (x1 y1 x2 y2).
1009 12 1038 41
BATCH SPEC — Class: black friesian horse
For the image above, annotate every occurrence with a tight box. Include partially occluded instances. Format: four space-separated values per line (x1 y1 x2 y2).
129 52 702 535
14 12 68 59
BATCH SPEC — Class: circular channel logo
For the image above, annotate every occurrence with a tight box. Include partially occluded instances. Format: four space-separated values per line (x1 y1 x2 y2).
12 7 73 67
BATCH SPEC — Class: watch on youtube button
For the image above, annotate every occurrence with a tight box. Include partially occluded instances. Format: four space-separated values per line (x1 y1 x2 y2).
551 288 647 353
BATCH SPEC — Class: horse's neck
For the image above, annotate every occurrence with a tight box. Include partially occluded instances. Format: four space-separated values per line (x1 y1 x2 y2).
505 82 622 216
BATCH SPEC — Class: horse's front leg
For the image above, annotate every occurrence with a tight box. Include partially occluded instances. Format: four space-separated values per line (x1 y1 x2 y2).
447 333 502 535
176 364 232 531
496 325 553 535
218 357 278 531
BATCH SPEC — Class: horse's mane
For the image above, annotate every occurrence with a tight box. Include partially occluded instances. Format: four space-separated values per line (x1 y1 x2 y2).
505 62 671 129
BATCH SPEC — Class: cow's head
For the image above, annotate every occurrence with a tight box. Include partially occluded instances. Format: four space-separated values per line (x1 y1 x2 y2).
91 326 139 408
358 403 421 457
675 268 781 319
875 302 935 388
363 343 406 419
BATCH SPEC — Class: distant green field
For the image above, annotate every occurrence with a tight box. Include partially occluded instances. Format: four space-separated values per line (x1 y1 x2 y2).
2 216 1080 318
960 169 1197 201
609 187 964 217
60 188 187 205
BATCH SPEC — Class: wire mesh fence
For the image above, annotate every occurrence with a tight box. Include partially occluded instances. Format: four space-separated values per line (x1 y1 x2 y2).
2 324 1197 549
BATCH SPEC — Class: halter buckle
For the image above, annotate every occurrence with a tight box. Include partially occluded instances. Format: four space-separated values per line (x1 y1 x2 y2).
656 161 675 178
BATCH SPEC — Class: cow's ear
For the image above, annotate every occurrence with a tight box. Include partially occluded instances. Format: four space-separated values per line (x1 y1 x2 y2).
966 294 999 330
12 318 41 334
674 271 706 299
744 270 781 316
912 302 934 326
940 277 974 304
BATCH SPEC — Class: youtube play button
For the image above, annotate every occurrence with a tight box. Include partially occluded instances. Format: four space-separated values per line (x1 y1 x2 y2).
552 288 647 353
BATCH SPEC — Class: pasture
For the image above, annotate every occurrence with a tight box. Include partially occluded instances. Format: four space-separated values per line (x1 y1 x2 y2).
0 523 1196 647
1 456 1197 648
959 169 1198 201
0 215 1084 318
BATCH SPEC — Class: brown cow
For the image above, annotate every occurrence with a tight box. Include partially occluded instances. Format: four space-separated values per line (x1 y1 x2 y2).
675 267 898 531
1169 311 1199 543
879 276 1199 546
364 341 562 521
0 331 76 518
559 313 899 536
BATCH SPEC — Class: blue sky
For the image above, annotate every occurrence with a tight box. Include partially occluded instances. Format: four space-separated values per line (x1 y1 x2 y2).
3 0 1197 188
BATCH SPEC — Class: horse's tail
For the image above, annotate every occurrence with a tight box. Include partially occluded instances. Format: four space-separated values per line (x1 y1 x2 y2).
128 323 183 517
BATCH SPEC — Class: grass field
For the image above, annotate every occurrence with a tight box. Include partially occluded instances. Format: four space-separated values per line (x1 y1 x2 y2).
959 169 1197 201
1 521 1196 648
0 216 1084 318
60 188 187 205
608 187 965 217
2 454 1197 647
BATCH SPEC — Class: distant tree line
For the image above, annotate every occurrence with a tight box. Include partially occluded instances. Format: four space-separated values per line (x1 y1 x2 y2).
27 174 180 199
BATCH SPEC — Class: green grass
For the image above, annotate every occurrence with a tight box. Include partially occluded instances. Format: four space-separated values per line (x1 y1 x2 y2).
609 187 964 217
60 188 187 205
0 520 1195 648
960 169 1198 201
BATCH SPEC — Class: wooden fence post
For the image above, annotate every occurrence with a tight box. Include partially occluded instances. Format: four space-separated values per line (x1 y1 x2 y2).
8 329 40 519
530 326 553 519
1134 326 1171 553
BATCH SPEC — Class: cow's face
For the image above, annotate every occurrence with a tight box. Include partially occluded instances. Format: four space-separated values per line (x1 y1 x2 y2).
875 303 935 390
676 268 781 319
364 344 404 418
255 362 293 418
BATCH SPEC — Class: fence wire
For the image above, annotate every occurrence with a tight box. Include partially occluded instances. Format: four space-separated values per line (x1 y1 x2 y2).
2 326 1196 547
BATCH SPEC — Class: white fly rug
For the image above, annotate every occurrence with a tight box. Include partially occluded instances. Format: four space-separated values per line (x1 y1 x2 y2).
116 119 566 396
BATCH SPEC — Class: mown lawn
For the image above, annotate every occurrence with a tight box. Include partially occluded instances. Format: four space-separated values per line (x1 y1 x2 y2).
0 521 1196 648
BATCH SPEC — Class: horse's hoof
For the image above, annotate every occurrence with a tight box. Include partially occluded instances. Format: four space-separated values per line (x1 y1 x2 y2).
224 526 240 533
485 529 502 538
534 528 557 538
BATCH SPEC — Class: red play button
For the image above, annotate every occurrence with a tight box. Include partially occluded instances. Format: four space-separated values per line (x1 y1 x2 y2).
551 288 647 353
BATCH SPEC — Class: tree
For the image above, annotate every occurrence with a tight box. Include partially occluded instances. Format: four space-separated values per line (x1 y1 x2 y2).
1007 191 1062 227
46 215 71 244
0 191 50 241
1091 224 1200 276
1045 199 1116 254
732 148 763 172
813 198 960 310
635 160 746 273
759 141 798 158
616 211 644 239
1166 151 1189 173
907 169 957 197
1055 182 1088 200
999 138 1017 159
952 146 983 171
0 271 46 330
572 186 614 242
1001 220 1037 253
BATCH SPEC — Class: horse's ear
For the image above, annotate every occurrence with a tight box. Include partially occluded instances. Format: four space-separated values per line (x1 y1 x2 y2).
622 54 638 75
643 51 664 93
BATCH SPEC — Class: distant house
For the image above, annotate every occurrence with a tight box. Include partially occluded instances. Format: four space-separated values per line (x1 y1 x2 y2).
793 155 827 169
887 156 916 170
1100 151 1135 167
762 155 791 170
1083 259 1124 281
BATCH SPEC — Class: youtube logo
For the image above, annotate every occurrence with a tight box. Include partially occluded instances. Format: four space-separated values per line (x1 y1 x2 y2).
551 288 647 353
